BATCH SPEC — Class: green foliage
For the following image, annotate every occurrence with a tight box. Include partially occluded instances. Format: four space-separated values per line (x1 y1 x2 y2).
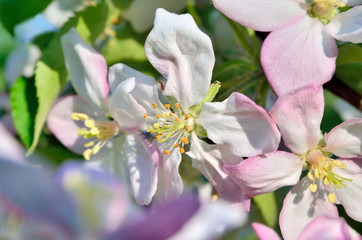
10 77 38 147
0 0 52 34
28 2 109 154
336 43 362 95
253 192 278 228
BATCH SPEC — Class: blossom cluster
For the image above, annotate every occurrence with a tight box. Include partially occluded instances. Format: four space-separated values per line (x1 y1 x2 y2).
0 0 361 239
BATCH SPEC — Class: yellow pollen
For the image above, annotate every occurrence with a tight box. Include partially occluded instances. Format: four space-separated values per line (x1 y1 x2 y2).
85 120 95 128
156 114 161 119
181 137 189 144
169 112 173 117
309 184 317 192
185 125 189 132
153 123 160 129
164 104 171 109
164 150 170 155
84 141 95 148
174 143 179 148
83 149 92 160
312 0 345 20
143 113 148 119
153 102 157 109
324 177 331 185
90 127 100 135
328 193 336 204
92 145 100 154
175 117 180 122
184 115 190 120
308 172 315 181
179 147 185 154
175 103 180 109
162 113 167 119
71 113 89 121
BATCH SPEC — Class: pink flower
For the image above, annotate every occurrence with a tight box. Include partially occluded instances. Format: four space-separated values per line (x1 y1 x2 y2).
213 0 362 96
47 28 159 205
252 216 361 240
224 84 362 239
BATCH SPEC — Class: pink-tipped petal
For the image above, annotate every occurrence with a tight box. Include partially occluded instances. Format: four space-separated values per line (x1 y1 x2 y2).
108 78 147 133
145 8 214 110
298 216 360 240
333 159 362 222
213 0 307 32
224 151 303 198
47 95 102 154
121 133 159 205
61 28 109 110
280 177 339 240
323 118 362 158
153 137 183 202
252 223 281 240
197 92 280 157
187 133 250 210
270 84 324 154
326 6 362 43
261 17 337 97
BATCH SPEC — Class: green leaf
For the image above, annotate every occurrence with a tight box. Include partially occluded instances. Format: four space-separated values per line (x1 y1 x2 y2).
336 43 362 95
28 2 109 154
10 77 38 147
0 0 52 34
253 192 278 227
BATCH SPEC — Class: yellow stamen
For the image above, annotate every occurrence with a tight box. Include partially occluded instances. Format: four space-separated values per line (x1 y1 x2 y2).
175 117 180 122
308 172 315 181
164 150 170 155
184 115 190 120
164 104 171 109
92 145 100 154
153 123 160 129
309 184 317 192
169 112 174 117
162 113 167 118
153 102 157 109
90 128 100 135
175 103 180 109
83 149 92 160
181 137 189 144
156 114 161 119
185 125 189 132
179 147 185 154
85 120 95 128
174 143 179 148
328 193 336 204
84 141 95 148
324 177 331 185
143 113 148 119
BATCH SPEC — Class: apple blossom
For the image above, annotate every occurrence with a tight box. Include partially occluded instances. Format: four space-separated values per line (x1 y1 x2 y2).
213 0 362 96
47 28 158 205
112 9 281 210
224 84 362 239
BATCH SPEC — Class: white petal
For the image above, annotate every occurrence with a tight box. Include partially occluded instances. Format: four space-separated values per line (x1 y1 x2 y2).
108 78 147 133
121 133 159 205
61 28 109 110
333 159 362 222
323 119 362 158
187 133 250 210
262 17 337 96
213 0 307 32
145 8 214 110
197 92 280 157
326 6 362 43
170 200 247 240
269 84 324 154
280 177 339 240
224 151 303 197
153 137 183 201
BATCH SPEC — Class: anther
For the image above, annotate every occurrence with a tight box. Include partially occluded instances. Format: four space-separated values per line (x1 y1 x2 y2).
143 113 148 119
156 114 161 119
308 172 315 181
92 145 100 154
164 104 171 109
324 177 331 185
164 150 170 155
84 141 95 148
179 147 185 154
85 120 95 128
328 193 336 204
309 184 317 192
175 103 180 109
175 117 180 122
174 143 179 148
185 125 189 132
181 137 189 144
153 123 160 129
83 149 92 160
153 102 158 109
90 128 100 135
169 112 174 117
184 115 190 120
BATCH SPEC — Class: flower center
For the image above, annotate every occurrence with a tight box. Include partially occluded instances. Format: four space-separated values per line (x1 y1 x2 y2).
71 112 121 160
306 149 351 203
144 102 194 155
308 0 345 23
